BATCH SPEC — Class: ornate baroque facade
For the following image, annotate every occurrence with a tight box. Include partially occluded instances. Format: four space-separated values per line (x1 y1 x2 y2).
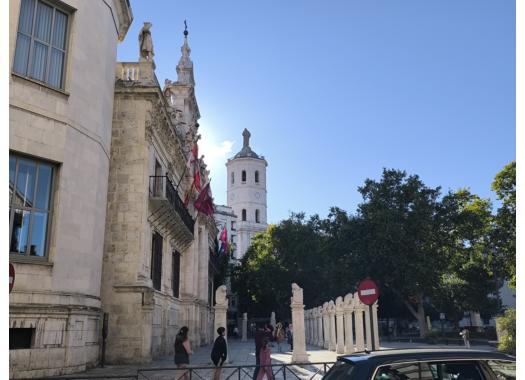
101 29 218 363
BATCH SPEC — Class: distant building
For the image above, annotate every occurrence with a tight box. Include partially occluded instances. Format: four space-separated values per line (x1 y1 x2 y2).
226 129 268 259
9 0 132 377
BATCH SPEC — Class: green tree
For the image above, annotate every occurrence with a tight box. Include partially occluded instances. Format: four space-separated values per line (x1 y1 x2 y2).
354 169 444 337
491 161 516 288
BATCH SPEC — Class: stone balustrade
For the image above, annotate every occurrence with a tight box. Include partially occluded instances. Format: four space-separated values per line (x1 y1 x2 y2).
115 61 158 84
304 292 380 353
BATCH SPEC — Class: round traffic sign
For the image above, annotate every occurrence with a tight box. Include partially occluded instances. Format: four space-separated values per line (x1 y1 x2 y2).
9 263 15 293
357 279 379 305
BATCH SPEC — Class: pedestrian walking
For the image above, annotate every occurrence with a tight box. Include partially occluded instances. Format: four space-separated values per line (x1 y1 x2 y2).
174 326 193 379
286 324 293 351
252 324 274 380
211 327 227 380
274 322 285 353
256 338 273 380
460 328 470 349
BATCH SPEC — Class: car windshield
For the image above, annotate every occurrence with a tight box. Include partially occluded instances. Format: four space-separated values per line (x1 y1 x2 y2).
323 360 356 380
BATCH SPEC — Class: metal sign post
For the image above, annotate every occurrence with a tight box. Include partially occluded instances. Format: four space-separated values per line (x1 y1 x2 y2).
357 279 380 351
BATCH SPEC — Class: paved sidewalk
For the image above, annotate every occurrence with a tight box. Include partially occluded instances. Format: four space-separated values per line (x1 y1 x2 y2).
54 338 496 379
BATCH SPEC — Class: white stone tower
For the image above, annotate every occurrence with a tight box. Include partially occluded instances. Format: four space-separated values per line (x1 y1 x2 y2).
227 129 268 259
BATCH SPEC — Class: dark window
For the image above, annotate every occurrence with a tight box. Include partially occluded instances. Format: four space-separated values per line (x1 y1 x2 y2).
231 172 234 184
10 154 54 258
13 0 70 89
242 209 246 221
427 362 485 380
323 360 355 380
153 159 163 196
255 170 259 183
242 170 246 182
231 221 236 231
10 328 35 349
255 209 260 223
172 251 181 298
375 362 432 380
151 232 163 291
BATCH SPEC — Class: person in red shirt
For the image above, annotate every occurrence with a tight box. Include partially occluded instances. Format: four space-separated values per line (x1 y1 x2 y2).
256 338 273 380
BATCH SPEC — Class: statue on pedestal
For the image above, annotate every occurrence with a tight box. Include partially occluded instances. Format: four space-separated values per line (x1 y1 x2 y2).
215 285 227 307
291 283 304 305
138 22 154 61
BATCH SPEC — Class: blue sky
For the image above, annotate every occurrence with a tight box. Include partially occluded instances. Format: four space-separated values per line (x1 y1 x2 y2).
117 0 516 224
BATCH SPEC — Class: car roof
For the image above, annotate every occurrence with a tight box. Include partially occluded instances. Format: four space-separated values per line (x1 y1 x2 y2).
338 348 515 365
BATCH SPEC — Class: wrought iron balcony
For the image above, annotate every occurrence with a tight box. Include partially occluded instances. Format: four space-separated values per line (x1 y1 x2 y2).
149 176 195 241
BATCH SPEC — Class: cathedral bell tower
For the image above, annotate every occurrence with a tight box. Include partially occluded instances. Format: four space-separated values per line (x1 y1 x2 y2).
226 129 268 259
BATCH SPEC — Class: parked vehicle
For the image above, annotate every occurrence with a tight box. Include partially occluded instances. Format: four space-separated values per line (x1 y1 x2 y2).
322 348 515 379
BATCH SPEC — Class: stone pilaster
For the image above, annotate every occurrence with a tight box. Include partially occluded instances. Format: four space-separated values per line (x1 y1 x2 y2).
343 293 355 354
322 303 329 349
372 302 380 349
354 302 365 352
335 297 345 354
291 284 309 363
328 301 336 351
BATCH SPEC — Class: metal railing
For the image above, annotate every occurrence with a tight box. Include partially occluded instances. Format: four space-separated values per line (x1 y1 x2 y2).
149 175 195 234
137 362 335 380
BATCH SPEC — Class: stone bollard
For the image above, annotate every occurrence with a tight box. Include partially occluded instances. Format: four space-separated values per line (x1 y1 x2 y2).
291 283 309 362
343 293 355 354
335 297 345 354
354 295 365 352
242 313 248 342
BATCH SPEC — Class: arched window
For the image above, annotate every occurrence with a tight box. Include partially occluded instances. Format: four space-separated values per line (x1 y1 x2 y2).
242 170 246 182
231 171 235 184
255 170 259 183
255 209 260 223
242 209 247 221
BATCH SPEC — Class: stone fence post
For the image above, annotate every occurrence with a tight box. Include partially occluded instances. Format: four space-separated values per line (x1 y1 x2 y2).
335 297 345 354
328 300 336 351
316 306 323 347
343 293 355 354
322 302 329 349
291 283 309 362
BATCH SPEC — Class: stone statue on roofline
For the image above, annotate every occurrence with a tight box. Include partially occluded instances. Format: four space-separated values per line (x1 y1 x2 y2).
138 22 154 61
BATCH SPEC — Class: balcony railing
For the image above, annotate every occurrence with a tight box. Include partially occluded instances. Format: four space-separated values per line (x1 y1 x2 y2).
149 176 195 235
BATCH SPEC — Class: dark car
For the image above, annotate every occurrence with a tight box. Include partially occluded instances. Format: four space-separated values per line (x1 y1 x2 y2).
322 348 515 380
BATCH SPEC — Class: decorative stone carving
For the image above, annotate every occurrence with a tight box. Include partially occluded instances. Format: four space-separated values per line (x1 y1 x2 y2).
291 283 304 304
215 285 227 307
138 22 154 61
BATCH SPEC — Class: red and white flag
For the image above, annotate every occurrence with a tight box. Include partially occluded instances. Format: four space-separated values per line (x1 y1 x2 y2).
194 181 214 217
219 225 229 255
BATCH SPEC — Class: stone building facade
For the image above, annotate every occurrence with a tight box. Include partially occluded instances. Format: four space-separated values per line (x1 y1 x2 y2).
101 30 218 363
9 0 132 378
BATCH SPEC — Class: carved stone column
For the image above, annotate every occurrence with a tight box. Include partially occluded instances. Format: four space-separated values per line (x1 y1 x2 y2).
322 302 329 349
335 297 345 354
328 300 336 351
317 306 323 347
291 283 309 362
354 295 365 351
343 293 355 354
372 302 380 349
242 312 248 342
364 305 372 350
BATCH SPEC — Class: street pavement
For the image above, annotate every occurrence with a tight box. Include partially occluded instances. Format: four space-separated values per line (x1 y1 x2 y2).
53 338 496 379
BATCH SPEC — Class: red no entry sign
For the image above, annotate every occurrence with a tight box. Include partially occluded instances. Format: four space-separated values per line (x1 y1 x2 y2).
357 279 379 305
9 263 15 293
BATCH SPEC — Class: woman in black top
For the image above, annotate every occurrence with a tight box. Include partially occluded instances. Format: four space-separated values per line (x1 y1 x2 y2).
211 327 227 380
174 326 192 379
